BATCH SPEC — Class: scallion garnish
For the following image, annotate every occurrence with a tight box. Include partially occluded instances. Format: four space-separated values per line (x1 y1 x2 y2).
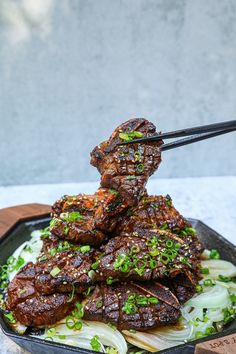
218 275 232 282
119 131 143 142
106 276 114 285
209 249 220 259
50 267 61 277
136 164 144 173
201 267 210 275
61 211 83 222
4 312 16 324
203 279 214 287
79 245 91 254
166 240 173 248
90 335 102 352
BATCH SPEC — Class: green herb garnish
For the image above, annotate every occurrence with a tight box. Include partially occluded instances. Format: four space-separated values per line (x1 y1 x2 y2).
209 249 220 259
90 335 102 352
119 131 143 142
50 267 61 277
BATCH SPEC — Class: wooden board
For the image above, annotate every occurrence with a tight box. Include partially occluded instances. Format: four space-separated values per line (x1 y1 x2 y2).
195 333 236 353
0 203 51 239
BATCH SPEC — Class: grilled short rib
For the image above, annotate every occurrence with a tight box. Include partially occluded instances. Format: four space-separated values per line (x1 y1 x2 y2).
90 118 163 206
114 194 203 258
50 188 128 246
94 229 200 284
84 282 180 330
7 263 74 327
35 246 94 295
115 195 187 234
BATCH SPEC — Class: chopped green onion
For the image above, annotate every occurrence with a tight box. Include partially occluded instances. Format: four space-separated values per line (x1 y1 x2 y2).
160 253 170 265
49 248 57 257
91 260 100 270
134 151 142 162
96 300 103 309
149 297 159 304
47 327 56 337
136 295 148 306
119 131 143 142
67 284 75 303
195 331 205 339
222 307 235 324
136 164 144 173
205 326 216 335
126 175 136 181
108 189 119 195
196 284 203 293
174 243 181 250
4 312 16 324
50 267 61 277
73 303 84 319
66 316 75 329
90 335 102 352
230 293 236 305
209 249 220 259
62 211 83 222
149 259 157 269
201 267 210 275
58 335 66 339
184 227 196 236
79 245 91 254
146 236 158 247
106 276 114 285
149 249 159 257
218 275 232 282
131 245 140 254
64 225 70 235
203 279 214 287
159 223 168 230
74 320 83 330
166 240 173 248
122 301 137 315
40 226 50 238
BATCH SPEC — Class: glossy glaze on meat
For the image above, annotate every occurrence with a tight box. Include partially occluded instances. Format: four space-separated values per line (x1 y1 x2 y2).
7 263 74 327
50 188 128 246
114 194 203 258
90 119 163 206
115 195 187 233
84 282 180 330
5 118 203 331
35 247 94 295
94 229 200 283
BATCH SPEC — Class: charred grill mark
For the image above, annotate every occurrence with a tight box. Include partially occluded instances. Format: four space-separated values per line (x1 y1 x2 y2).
84 282 181 330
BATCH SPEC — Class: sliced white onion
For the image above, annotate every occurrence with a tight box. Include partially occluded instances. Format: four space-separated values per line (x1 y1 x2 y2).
206 308 224 322
123 330 182 352
186 284 231 309
32 321 127 354
149 324 194 342
201 260 236 278
8 231 43 281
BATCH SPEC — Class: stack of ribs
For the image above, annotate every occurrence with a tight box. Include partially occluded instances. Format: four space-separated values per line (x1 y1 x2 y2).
7 118 203 330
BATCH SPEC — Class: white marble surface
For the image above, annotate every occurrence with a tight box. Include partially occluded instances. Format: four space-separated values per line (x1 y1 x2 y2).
0 176 236 353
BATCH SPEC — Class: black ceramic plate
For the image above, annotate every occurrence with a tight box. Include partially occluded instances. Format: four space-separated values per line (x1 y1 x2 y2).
0 216 236 354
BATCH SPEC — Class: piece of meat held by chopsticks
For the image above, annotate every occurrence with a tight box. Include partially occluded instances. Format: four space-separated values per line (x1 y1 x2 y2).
83 282 180 330
90 118 163 206
50 188 128 246
7 263 75 327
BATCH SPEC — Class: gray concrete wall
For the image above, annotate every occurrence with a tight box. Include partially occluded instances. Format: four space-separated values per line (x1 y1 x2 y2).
0 0 235 186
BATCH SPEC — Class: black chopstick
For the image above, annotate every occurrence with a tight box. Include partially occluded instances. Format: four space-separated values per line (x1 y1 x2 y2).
118 120 236 145
162 128 236 151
